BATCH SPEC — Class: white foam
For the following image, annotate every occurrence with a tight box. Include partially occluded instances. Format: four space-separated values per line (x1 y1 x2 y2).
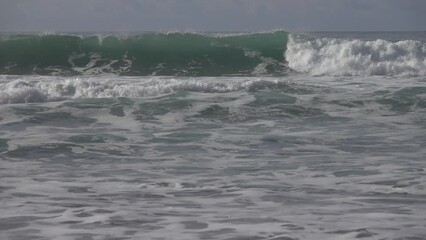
0 76 282 104
286 34 426 76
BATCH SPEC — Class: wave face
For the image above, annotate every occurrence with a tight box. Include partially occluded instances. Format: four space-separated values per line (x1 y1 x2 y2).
0 31 288 76
286 34 426 76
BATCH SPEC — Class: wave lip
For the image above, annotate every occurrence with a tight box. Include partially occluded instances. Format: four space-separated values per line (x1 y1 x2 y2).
285 34 426 76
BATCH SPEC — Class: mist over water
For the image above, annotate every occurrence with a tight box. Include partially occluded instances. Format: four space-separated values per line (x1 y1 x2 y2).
1 31 426 240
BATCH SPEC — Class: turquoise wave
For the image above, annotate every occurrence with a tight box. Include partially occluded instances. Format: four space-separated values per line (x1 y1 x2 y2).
0 31 289 76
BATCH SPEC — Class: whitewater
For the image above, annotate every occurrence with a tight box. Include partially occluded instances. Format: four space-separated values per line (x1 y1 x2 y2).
0 31 425 240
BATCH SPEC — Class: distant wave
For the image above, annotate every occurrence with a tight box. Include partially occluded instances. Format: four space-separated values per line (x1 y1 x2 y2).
0 31 288 76
285 34 426 76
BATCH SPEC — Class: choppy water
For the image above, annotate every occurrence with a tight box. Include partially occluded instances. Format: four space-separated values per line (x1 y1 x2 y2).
1 32 426 240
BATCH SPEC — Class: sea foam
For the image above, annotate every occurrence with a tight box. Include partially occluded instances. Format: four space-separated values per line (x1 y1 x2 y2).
285 34 426 76
0 76 287 104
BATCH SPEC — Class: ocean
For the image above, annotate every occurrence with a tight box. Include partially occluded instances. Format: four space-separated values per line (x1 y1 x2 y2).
0 31 425 240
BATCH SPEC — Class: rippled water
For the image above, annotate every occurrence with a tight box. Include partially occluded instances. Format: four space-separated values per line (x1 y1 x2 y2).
1 74 425 240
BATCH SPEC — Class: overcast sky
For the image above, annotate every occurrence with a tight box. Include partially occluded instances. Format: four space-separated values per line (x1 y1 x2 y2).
1 0 425 32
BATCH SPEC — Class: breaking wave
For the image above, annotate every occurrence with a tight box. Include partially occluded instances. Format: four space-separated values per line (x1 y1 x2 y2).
1 31 425 77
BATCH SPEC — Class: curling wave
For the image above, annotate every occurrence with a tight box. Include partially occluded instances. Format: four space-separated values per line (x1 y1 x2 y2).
0 31 288 76
1 31 425 77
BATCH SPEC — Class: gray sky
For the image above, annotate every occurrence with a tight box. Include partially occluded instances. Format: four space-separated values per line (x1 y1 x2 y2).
1 0 425 32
